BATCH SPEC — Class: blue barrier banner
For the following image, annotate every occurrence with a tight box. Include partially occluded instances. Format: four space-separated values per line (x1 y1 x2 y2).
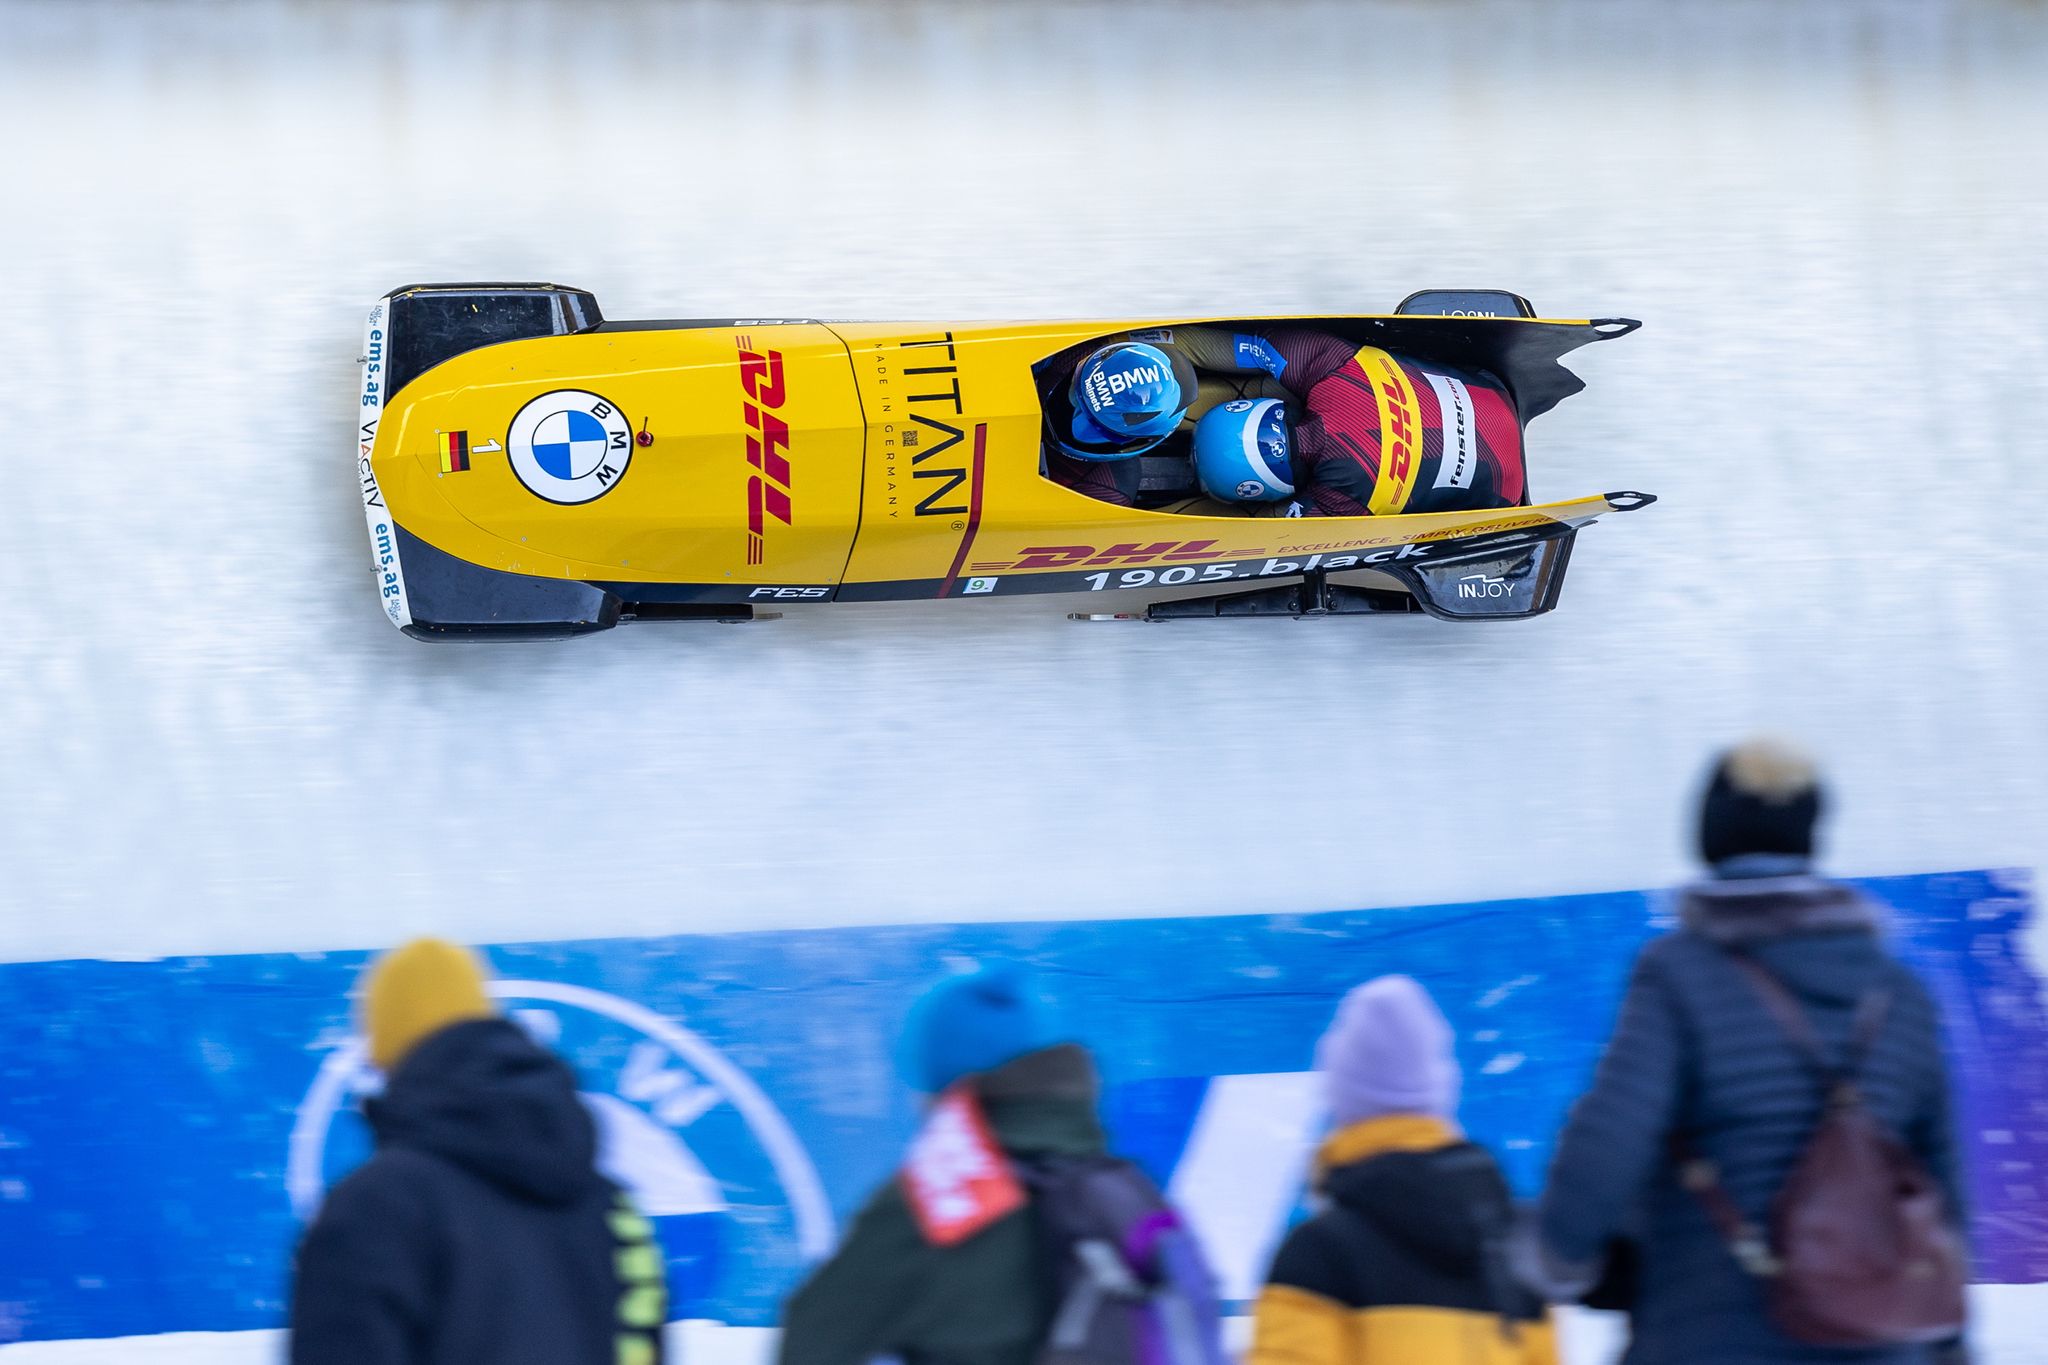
0 870 2042 1344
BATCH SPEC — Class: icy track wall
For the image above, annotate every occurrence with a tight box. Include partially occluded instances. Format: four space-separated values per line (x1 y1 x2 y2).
0 871 2041 1344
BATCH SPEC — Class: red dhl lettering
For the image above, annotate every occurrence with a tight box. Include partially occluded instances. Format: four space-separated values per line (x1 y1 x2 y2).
740 346 786 407
1084 540 1190 566
1375 356 1415 482
738 340 793 565
744 405 792 485
1010 539 1224 571
1010 545 1091 571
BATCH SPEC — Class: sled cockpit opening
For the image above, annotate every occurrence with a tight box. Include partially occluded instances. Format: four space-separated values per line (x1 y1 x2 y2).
1033 315 1551 522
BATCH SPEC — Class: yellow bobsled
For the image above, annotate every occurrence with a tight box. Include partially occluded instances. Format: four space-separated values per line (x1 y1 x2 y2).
356 284 1652 639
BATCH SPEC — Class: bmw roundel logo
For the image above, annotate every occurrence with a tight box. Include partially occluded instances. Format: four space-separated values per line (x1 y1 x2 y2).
507 389 634 505
289 978 835 1313
1236 480 1266 499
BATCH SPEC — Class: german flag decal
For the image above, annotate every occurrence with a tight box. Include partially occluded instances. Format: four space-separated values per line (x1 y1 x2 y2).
440 430 470 474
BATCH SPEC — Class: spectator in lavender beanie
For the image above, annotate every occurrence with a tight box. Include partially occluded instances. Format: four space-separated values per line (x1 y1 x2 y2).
1248 975 1556 1365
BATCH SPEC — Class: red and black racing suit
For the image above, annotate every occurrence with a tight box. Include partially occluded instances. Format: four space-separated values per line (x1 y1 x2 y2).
1194 328 1527 517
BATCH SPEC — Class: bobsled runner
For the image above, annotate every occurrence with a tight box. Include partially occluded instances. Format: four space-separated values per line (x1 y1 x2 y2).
355 284 1653 640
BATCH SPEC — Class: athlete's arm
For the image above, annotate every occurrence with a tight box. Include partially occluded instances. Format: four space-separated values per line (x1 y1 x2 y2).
1169 327 1356 398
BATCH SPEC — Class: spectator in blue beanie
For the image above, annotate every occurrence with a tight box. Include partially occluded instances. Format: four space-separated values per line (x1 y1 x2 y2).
780 963 1105 1365
895 961 1062 1093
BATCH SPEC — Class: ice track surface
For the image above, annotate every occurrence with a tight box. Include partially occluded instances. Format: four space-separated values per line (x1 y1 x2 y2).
4 0 2044 968
1 0 2046 1358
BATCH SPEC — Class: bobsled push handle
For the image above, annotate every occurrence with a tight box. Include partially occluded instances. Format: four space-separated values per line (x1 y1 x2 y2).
1395 289 1538 318
1604 490 1657 512
1590 318 1642 339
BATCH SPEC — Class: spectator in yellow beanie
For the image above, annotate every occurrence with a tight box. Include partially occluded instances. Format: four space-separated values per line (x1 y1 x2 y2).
290 938 669 1365
362 937 497 1072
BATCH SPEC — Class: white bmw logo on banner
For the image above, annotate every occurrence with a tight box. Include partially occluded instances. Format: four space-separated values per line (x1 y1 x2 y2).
507 389 634 504
288 978 837 1308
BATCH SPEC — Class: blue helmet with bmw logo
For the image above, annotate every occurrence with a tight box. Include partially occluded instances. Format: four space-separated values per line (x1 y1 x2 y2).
1050 342 1196 460
1193 398 1295 502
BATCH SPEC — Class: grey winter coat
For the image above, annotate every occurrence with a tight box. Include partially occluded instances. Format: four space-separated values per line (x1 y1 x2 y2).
1535 867 1966 1365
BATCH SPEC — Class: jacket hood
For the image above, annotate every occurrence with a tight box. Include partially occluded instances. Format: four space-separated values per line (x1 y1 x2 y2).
1677 872 1891 1006
1323 1138 1515 1277
367 1017 602 1205
971 1042 1108 1157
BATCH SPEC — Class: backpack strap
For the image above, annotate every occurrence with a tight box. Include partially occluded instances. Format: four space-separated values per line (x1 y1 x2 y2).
1673 1132 1783 1277
1730 953 1893 1101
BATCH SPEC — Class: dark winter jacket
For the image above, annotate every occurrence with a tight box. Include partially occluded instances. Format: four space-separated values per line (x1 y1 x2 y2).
1253 1115 1556 1365
1535 867 1965 1365
289 1018 667 1365
778 1043 1108 1365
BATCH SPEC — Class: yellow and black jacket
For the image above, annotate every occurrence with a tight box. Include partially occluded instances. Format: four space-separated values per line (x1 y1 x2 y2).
1251 1117 1556 1365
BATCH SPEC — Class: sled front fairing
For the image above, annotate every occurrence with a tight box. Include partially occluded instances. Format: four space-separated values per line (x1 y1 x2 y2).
359 287 1650 638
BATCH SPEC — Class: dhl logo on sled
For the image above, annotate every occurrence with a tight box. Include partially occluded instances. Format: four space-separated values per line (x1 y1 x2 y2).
357 284 1653 639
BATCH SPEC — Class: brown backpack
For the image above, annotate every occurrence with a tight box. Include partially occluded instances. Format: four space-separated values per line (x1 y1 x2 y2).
1678 955 1968 1347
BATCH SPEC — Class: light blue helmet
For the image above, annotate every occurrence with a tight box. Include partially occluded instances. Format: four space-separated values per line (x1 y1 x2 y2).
1052 342 1195 460
1193 398 1295 502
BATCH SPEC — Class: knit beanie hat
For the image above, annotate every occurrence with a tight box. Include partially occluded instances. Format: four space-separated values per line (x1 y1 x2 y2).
1698 737 1824 867
362 937 497 1073
897 962 1060 1094
1315 974 1461 1126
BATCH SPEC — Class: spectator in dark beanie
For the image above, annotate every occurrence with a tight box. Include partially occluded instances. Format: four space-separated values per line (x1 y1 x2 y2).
1526 740 1968 1365
290 938 668 1365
